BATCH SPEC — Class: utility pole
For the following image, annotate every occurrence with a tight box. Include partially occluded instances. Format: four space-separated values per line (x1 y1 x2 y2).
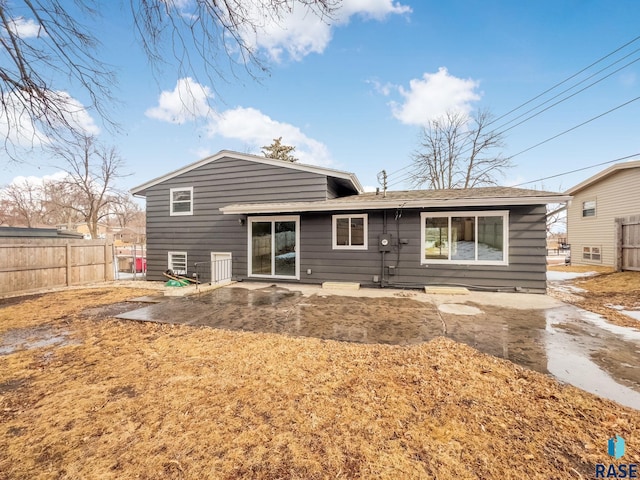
377 169 388 197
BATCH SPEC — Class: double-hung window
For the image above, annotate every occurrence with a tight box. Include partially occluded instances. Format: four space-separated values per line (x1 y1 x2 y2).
332 214 368 250
420 211 508 265
582 200 596 217
582 246 601 262
170 187 193 216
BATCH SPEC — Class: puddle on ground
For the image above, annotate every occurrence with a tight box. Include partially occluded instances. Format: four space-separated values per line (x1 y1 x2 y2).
116 285 640 409
0 326 73 355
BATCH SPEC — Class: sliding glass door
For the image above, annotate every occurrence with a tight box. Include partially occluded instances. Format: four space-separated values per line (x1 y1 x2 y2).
249 216 299 279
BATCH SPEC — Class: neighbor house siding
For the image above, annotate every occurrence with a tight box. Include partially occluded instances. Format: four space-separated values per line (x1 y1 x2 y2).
296 205 547 292
567 168 640 267
143 156 332 281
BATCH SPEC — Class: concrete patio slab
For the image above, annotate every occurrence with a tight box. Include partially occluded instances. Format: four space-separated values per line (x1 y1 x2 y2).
115 281 640 410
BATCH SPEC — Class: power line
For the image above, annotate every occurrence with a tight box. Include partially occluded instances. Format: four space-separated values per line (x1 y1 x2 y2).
508 95 640 160
492 52 640 135
488 34 640 128
384 35 640 189
512 152 640 187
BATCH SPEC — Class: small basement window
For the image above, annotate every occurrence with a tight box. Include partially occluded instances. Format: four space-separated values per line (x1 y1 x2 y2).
168 251 187 274
582 200 596 217
582 246 601 262
332 214 368 250
170 187 193 216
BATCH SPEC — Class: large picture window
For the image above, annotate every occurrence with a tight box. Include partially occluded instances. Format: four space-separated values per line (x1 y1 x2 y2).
332 214 368 250
170 187 193 216
420 211 508 265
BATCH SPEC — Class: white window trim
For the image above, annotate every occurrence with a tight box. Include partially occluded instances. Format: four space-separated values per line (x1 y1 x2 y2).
332 214 368 250
168 251 188 274
582 246 602 263
582 199 596 218
420 211 509 266
170 187 194 216
247 215 300 280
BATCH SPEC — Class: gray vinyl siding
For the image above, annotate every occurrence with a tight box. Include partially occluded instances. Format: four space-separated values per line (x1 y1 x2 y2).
567 168 640 267
296 205 547 292
143 156 331 281
141 154 548 291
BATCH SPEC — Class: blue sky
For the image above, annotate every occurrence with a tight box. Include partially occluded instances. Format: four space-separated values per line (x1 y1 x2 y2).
1 0 639 194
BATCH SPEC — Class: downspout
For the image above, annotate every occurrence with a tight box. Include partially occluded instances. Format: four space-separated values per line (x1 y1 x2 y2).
381 210 387 288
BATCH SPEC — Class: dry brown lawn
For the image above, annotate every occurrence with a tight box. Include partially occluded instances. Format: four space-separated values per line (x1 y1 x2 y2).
1 287 639 479
548 267 640 328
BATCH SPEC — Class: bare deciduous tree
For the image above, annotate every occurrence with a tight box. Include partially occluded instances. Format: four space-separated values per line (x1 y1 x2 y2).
0 1 337 156
410 110 511 189
1 177 45 227
110 194 143 230
51 136 125 239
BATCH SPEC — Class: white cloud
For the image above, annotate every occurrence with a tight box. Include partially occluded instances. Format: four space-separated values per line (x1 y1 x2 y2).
10 171 68 187
6 17 42 38
339 0 412 21
55 92 100 136
147 78 333 166
367 78 394 96
207 107 332 166
236 0 411 62
145 77 213 124
0 90 98 149
391 67 482 126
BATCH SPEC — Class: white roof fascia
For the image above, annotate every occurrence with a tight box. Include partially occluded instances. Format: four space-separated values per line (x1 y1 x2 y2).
566 160 640 195
220 195 572 215
130 149 363 195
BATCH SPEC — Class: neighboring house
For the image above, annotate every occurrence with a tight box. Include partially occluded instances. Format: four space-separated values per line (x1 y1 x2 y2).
131 150 569 293
57 222 108 240
0 226 84 240
566 161 640 267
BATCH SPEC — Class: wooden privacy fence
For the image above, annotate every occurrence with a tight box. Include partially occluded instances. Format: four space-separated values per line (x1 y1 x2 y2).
615 214 640 271
0 239 113 297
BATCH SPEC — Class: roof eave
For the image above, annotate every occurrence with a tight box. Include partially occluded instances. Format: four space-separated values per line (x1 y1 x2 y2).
130 149 362 195
220 195 572 215
566 160 640 195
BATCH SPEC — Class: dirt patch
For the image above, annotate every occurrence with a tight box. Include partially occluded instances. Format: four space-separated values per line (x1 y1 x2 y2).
1 287 639 479
548 265 615 274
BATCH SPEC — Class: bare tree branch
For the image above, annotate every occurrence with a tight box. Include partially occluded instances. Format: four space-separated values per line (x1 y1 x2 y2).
0 0 338 158
410 109 512 190
51 135 126 238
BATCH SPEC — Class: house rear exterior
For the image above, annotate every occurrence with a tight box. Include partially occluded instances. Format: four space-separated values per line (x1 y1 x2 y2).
132 151 569 293
566 161 640 267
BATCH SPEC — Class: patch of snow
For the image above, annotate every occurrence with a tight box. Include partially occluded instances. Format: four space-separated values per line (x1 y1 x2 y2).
622 310 640 322
546 271 599 282
577 309 640 341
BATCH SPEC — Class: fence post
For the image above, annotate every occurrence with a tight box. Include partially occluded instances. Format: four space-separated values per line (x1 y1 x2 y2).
66 242 72 286
614 217 623 272
104 242 109 281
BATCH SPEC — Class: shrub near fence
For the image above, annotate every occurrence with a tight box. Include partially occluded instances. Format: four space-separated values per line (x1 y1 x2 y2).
0 238 113 297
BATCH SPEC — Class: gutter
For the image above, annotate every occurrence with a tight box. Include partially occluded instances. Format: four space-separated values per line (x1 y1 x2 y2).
220 195 572 215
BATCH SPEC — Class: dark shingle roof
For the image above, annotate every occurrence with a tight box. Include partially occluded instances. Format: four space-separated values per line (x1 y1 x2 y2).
220 186 571 215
